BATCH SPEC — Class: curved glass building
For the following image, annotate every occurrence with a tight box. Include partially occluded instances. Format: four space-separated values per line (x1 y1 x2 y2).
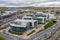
10 19 38 34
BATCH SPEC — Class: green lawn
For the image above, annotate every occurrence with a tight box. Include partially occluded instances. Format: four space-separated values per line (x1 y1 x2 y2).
27 30 35 36
0 37 5 40
44 21 55 29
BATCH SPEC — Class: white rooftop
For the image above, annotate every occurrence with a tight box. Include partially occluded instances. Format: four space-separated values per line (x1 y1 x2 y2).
36 12 43 14
36 12 50 15
23 13 34 15
5 11 17 13
1 13 10 16
10 19 37 27
10 21 28 28
14 19 37 22
22 16 33 18
1 11 16 16
37 17 45 19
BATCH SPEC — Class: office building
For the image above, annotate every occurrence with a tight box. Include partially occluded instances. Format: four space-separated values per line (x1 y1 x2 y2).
10 19 38 33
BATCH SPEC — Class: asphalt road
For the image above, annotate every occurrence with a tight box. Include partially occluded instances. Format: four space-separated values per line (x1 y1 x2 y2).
32 20 60 40
56 35 60 40
0 18 60 40
0 31 20 40
47 27 60 40
0 20 60 40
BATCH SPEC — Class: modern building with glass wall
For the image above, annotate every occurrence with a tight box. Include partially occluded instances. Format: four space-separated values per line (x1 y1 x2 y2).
24 13 34 17
22 16 33 20
22 15 46 24
36 12 56 21
22 12 49 21
35 12 50 21
0 11 16 19
19 12 55 21
36 17 46 24
10 19 38 33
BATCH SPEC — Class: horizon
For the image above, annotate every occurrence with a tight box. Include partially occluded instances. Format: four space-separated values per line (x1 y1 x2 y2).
0 0 60 7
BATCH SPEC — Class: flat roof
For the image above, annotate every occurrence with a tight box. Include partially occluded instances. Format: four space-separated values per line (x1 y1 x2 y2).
14 19 37 22
22 16 33 18
5 11 17 13
1 13 10 16
36 17 45 19
1 12 15 16
23 13 34 15
36 12 50 15
10 19 37 27
10 21 28 28
36 12 43 13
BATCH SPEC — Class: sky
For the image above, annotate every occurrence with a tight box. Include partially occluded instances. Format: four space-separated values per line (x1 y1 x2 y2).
0 0 60 7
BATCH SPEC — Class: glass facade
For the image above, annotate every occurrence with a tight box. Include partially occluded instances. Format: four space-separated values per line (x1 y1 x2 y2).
27 15 33 17
10 26 26 33
24 18 31 20
47 15 49 21
35 14 46 17
29 22 32 27
34 21 37 27
1 13 16 19
37 18 42 24
44 18 46 22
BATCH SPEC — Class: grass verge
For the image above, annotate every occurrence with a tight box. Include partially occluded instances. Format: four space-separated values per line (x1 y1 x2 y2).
44 20 55 29
0 37 5 40
27 30 35 36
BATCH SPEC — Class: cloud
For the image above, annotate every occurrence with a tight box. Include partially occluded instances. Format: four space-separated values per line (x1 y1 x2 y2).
34 1 60 7
0 0 60 7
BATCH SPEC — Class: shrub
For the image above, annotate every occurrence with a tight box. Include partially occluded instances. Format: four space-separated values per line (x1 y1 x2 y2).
44 21 54 29
0 37 5 40
27 30 35 36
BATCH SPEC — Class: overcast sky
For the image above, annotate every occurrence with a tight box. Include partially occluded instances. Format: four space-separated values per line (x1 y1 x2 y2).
0 0 60 7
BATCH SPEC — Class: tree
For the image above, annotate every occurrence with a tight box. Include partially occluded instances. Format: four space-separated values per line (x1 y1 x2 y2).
56 11 60 14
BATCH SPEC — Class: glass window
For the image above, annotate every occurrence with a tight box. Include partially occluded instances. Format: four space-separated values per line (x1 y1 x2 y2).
34 21 37 27
24 18 31 20
29 22 32 27
37 18 42 23
10 25 26 32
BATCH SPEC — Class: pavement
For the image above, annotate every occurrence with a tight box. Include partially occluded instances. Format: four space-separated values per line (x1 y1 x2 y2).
56 34 60 40
48 28 60 40
0 15 16 26
0 15 18 40
0 31 19 40
4 24 44 39
0 15 60 40
0 20 60 40
30 20 60 40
